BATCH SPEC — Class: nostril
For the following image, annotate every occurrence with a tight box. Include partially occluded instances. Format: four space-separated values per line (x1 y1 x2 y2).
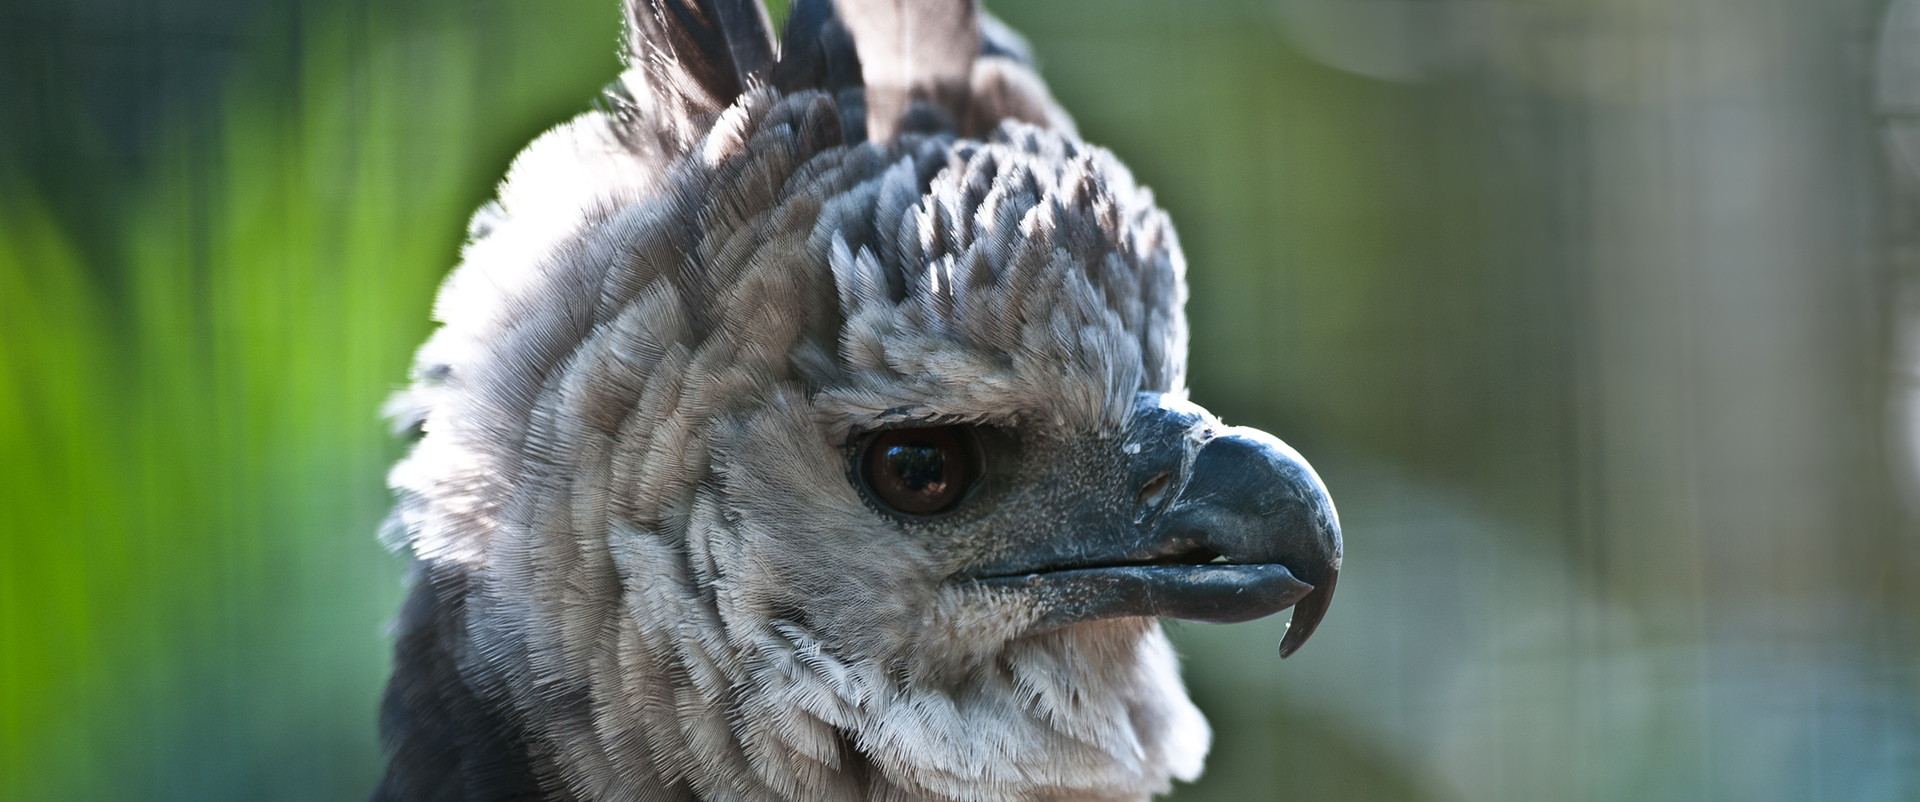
1137 472 1171 509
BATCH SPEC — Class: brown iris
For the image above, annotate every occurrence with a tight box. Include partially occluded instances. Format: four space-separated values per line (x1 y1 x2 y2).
862 427 975 515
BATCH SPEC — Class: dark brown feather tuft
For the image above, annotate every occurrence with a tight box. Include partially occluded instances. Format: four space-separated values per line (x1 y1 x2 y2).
624 0 777 144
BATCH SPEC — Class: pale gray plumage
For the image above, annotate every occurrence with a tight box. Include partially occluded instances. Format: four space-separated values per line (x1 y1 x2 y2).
370 3 1340 801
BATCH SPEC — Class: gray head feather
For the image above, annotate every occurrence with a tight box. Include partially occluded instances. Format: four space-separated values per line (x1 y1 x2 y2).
370 3 1313 801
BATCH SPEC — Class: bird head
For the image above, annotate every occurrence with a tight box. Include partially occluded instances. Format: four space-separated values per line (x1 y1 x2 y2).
376 2 1340 801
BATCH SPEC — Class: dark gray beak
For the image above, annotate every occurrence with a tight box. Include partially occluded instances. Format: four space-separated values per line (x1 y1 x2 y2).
1152 423 1342 657
968 393 1342 657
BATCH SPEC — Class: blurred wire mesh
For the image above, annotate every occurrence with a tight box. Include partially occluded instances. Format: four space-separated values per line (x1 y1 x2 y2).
2 0 1916 799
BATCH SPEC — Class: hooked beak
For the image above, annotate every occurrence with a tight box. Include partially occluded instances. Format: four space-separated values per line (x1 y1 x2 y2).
967 393 1343 657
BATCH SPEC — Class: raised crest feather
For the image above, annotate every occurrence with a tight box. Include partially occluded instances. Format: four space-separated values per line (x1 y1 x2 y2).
770 0 868 141
623 0 777 147
835 0 981 141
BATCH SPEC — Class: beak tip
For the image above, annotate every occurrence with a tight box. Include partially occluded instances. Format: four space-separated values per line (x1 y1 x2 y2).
1276 621 1307 659
1273 572 1336 659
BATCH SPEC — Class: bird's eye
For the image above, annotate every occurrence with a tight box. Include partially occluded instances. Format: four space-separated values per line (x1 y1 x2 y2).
861 426 977 516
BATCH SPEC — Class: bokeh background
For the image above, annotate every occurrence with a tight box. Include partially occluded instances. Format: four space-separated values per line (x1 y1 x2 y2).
5 0 1919 798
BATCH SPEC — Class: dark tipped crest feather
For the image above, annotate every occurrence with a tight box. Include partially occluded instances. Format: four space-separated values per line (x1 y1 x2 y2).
770 0 863 94
624 0 778 145
770 0 869 141
620 0 1065 150
836 0 981 141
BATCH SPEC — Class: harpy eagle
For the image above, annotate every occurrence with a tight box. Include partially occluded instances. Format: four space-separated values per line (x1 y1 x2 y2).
371 1 1342 800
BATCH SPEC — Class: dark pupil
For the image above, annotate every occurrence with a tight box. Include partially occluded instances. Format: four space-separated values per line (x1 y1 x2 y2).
886 443 947 493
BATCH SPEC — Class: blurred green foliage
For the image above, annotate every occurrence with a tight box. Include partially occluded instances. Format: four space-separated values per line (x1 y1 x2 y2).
1 1 618 796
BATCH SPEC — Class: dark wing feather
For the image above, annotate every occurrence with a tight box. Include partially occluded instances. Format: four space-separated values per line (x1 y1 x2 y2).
370 564 572 802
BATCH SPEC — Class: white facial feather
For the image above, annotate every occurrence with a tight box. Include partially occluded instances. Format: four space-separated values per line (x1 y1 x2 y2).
387 65 1205 801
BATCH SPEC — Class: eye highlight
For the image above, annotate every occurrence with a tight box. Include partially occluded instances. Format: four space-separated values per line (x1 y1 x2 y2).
861 426 978 516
